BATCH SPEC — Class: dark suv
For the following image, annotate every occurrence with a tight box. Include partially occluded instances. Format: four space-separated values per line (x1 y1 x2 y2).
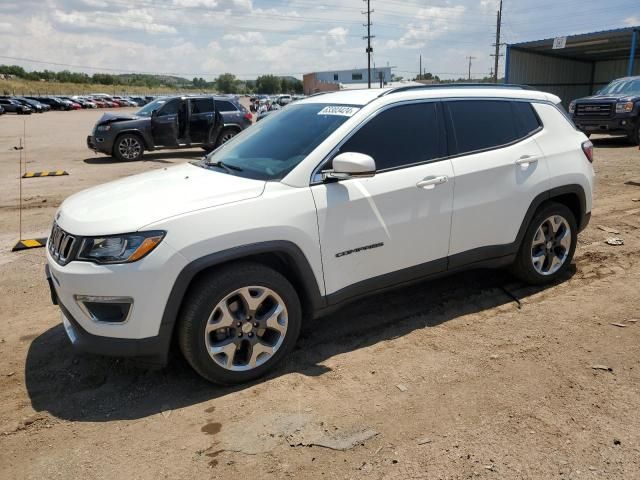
569 76 640 144
87 95 251 161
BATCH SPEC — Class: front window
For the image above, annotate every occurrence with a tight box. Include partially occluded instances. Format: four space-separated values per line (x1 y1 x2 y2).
199 103 359 180
599 78 640 96
136 98 169 117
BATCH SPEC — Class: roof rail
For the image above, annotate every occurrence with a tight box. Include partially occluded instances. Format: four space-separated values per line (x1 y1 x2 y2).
378 83 533 97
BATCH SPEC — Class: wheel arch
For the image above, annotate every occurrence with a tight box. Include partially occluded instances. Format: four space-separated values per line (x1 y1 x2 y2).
113 129 149 151
155 241 325 361
516 185 588 250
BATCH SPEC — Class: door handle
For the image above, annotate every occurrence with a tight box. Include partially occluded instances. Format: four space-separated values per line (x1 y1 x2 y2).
416 175 448 189
515 155 540 166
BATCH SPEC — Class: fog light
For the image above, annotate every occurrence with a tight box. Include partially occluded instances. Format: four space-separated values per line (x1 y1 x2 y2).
75 295 133 323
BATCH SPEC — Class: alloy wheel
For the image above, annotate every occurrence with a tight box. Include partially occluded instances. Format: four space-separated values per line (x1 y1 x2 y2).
204 286 288 371
118 137 142 160
530 215 572 275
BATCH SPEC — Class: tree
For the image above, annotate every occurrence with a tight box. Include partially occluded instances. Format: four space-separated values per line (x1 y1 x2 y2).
255 75 281 94
216 73 237 93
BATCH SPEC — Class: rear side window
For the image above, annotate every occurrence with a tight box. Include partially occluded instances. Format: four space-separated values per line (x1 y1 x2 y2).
446 100 521 155
512 101 541 137
215 100 237 112
339 102 445 171
191 98 214 114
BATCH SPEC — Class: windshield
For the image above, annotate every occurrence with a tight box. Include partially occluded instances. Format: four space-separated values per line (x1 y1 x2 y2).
200 103 359 180
136 98 169 117
599 78 640 96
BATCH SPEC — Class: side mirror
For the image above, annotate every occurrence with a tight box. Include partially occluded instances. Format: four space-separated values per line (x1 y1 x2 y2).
151 108 159 118
328 152 376 180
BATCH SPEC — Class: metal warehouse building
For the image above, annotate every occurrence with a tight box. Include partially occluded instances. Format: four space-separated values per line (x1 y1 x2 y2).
505 26 639 106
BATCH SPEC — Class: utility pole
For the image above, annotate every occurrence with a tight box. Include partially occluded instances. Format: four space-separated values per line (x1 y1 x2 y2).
362 0 374 88
419 54 422 80
490 0 504 83
466 56 476 81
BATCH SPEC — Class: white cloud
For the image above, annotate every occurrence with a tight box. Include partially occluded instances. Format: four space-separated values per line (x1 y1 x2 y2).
327 27 348 46
53 9 177 34
222 31 266 45
386 5 466 50
624 15 640 26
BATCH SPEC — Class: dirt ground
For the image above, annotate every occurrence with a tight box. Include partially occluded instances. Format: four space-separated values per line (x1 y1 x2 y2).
0 108 639 480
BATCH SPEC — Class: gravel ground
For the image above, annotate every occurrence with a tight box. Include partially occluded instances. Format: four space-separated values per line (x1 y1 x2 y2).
0 108 639 479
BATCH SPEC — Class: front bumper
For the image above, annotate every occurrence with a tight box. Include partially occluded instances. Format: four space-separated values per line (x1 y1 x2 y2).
45 238 188 364
573 115 638 136
86 134 112 154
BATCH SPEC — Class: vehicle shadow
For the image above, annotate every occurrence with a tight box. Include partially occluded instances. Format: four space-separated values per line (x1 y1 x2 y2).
590 136 632 149
25 266 575 422
82 150 205 165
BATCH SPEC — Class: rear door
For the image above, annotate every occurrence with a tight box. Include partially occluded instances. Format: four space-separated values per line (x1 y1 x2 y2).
215 99 241 124
189 97 215 144
151 99 180 147
445 99 549 265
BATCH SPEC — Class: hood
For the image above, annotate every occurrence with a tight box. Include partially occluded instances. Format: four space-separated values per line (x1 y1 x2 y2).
96 111 142 125
576 94 640 103
56 163 266 236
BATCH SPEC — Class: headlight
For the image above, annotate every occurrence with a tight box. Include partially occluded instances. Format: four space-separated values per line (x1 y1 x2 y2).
568 101 576 114
96 125 111 131
77 231 165 264
615 101 634 113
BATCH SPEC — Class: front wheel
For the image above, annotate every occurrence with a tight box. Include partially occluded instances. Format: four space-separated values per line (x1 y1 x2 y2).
178 262 302 385
113 134 144 161
511 202 577 285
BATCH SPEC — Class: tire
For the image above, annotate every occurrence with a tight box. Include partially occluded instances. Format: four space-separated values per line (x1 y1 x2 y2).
215 128 238 147
511 202 577 285
178 262 302 385
113 133 144 162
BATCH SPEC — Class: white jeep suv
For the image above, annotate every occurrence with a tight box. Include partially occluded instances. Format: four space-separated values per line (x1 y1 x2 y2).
46 85 594 384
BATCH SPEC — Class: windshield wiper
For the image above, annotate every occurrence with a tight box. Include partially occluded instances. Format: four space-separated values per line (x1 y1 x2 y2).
205 160 243 173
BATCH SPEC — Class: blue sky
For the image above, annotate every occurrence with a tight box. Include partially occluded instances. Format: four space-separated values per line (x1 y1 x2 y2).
0 0 638 80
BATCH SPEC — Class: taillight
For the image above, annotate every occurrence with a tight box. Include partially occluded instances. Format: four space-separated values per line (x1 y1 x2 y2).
581 140 593 163
244 112 253 120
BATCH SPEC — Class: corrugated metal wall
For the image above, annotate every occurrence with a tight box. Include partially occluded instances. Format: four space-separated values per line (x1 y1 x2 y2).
508 49 593 107
508 47 640 107
594 59 640 84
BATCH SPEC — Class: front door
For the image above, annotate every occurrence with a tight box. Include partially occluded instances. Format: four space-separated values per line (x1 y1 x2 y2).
151 99 181 147
311 101 454 301
189 97 215 144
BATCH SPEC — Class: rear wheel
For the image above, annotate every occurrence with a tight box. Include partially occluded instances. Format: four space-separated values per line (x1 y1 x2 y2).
113 134 144 161
178 262 302 385
215 128 238 147
511 202 577 285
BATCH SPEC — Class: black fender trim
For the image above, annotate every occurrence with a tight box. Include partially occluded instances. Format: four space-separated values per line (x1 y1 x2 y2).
156 241 325 362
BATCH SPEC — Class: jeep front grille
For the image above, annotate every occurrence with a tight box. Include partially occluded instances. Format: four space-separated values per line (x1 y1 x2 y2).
48 222 77 265
575 103 613 117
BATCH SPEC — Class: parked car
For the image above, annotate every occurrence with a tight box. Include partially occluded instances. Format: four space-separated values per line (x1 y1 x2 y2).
90 98 108 108
69 96 98 108
48 85 594 384
86 95 246 161
569 75 640 144
17 97 50 112
0 105 4 115
57 97 82 110
212 95 253 143
30 96 70 111
0 98 32 114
